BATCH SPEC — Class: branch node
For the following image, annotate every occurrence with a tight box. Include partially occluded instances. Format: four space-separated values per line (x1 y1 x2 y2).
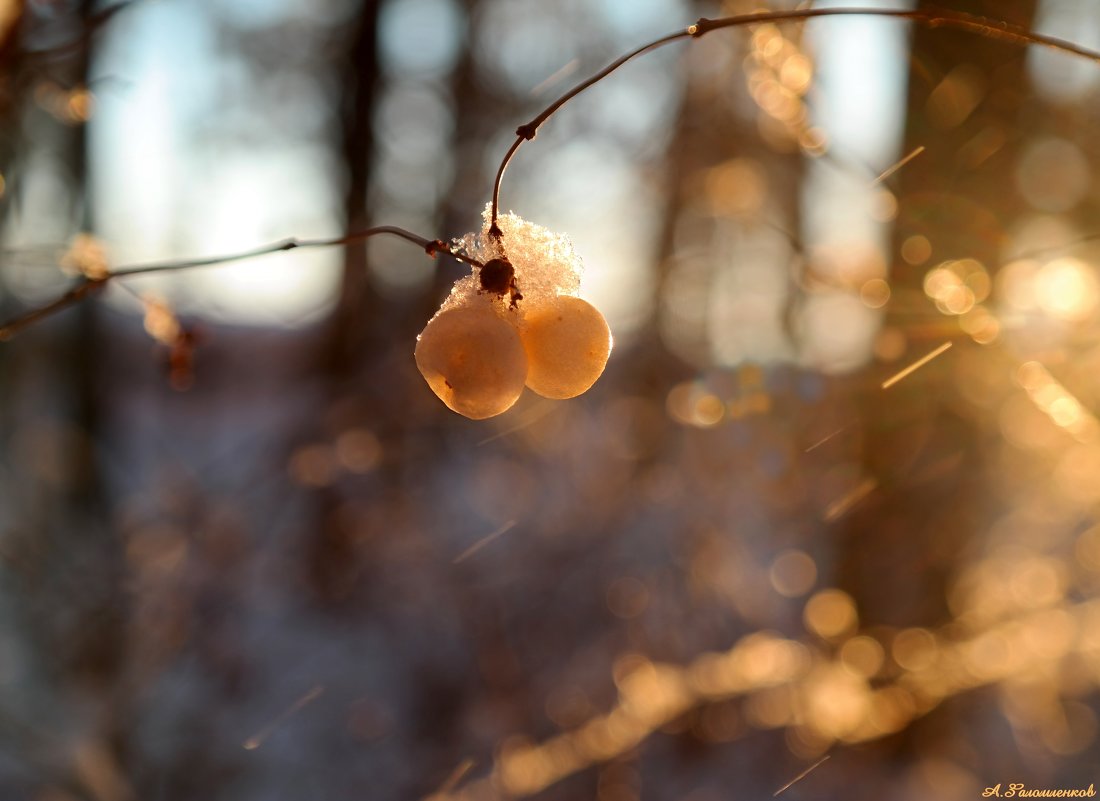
425 239 449 258
689 18 711 37
515 123 538 141
488 223 503 241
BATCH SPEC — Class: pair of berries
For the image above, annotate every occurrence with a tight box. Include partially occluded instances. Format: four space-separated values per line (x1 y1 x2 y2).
414 214 612 419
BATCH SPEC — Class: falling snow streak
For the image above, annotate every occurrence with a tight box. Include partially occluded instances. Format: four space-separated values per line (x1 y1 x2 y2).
243 685 325 750
453 521 518 564
805 423 854 453
823 478 877 522
477 401 559 446
530 59 580 96
773 755 831 796
870 145 926 186
881 342 953 389
427 758 476 799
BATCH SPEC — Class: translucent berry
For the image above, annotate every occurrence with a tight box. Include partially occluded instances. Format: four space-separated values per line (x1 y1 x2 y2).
519 295 612 399
415 305 528 419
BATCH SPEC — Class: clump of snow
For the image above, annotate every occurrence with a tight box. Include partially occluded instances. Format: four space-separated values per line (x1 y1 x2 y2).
437 205 585 321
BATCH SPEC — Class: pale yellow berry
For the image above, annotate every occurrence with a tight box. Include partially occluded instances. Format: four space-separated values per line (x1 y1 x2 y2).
520 295 612 399
415 305 528 419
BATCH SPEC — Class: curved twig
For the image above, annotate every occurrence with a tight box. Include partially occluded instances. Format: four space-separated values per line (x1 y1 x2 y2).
487 30 690 238
0 226 481 340
0 280 107 340
489 6 1100 230
7 7 1100 339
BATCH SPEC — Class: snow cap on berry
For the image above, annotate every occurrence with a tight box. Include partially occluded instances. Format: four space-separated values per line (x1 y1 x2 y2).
440 205 584 316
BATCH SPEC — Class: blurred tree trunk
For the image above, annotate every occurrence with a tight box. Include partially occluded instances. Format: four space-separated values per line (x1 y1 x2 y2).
305 0 382 608
820 2 1036 776
326 0 381 377
0 0 127 793
836 0 1036 626
0 1 25 316
628 53 691 397
657 7 805 355
637 0 805 455
61 0 123 691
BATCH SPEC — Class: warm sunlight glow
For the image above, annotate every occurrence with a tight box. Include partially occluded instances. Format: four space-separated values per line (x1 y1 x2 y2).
804 589 858 640
1034 257 1100 322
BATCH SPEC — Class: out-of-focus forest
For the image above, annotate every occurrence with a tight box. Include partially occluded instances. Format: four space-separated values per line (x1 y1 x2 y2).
2 0 1100 798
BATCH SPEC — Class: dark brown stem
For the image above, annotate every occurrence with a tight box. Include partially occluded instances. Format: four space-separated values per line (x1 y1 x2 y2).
0 279 106 340
0 226 481 339
488 6 1100 230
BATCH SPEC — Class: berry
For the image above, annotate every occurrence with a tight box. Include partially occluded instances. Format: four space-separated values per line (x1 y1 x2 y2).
520 295 612 399
415 305 528 419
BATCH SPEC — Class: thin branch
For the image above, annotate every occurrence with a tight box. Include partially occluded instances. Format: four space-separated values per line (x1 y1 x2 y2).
0 279 106 341
489 30 690 236
687 6 1100 57
0 226 480 340
489 6 1100 231
109 226 482 277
